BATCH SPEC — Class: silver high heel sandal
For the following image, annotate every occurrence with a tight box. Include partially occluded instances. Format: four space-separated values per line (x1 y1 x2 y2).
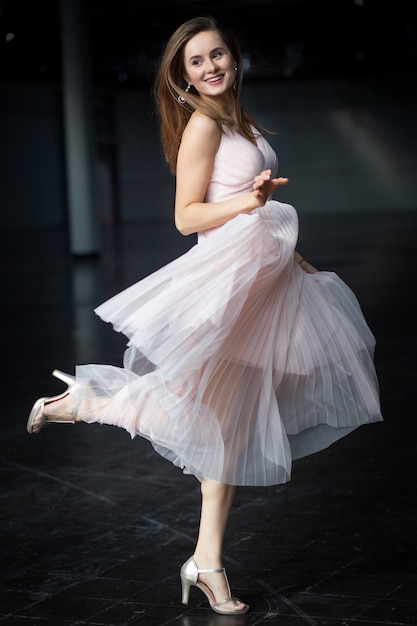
180 556 249 615
27 370 80 434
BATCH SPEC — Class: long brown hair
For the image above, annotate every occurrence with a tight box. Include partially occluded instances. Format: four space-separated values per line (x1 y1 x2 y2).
154 16 267 173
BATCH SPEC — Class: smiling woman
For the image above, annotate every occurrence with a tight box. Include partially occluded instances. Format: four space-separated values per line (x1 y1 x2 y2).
27 14 382 617
183 32 236 96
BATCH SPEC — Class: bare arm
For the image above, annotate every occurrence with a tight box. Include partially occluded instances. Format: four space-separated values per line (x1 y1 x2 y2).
174 113 288 236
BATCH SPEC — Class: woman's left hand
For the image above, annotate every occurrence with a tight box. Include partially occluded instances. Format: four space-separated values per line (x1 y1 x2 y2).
295 251 318 274
299 259 318 274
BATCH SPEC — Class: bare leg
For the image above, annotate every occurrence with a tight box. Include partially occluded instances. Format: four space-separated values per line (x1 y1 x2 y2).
30 387 110 434
194 479 235 566
29 370 155 435
192 478 247 611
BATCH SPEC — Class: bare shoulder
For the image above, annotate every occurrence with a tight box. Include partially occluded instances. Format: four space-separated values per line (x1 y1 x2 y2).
182 112 221 150
187 111 220 132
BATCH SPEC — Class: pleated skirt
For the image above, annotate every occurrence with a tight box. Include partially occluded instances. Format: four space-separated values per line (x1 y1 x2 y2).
76 201 382 486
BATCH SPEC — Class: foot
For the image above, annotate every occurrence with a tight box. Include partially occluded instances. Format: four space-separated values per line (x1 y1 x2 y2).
30 393 78 434
194 559 249 614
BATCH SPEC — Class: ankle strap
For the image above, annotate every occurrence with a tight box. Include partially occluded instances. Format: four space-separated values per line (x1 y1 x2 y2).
197 566 225 574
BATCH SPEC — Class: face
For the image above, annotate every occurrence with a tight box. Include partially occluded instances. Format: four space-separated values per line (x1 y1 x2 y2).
182 30 235 100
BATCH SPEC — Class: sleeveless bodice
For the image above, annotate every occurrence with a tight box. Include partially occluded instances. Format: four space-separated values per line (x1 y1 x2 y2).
205 128 278 203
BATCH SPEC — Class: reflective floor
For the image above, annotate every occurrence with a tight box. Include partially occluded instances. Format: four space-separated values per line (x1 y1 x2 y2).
1 77 417 625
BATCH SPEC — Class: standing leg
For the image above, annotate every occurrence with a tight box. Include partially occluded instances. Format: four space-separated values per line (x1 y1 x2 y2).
194 478 236 568
182 478 249 612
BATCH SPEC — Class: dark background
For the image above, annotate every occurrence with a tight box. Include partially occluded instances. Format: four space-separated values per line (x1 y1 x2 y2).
1 0 416 85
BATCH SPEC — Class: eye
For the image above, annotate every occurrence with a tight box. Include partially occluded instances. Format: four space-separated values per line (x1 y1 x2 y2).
212 51 223 60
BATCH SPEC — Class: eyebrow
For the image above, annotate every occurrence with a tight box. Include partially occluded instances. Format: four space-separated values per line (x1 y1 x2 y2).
188 46 226 62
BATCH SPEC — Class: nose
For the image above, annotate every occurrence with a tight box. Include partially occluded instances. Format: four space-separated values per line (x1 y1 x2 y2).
206 58 218 72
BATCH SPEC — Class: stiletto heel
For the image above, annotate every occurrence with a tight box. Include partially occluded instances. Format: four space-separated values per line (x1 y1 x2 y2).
180 556 249 615
52 369 76 386
27 370 80 434
181 577 191 605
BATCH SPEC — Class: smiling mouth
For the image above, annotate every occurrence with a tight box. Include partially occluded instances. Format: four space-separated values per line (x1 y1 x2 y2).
206 75 223 84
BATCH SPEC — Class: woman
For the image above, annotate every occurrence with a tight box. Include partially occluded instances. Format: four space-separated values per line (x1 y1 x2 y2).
27 16 382 616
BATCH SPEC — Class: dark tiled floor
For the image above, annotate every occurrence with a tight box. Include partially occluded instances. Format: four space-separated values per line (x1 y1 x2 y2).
1 208 416 625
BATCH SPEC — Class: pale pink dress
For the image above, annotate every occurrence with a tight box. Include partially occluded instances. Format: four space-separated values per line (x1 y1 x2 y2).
77 128 382 486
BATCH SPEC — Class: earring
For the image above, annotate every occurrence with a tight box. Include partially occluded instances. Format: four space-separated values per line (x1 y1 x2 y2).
233 66 237 90
178 83 191 104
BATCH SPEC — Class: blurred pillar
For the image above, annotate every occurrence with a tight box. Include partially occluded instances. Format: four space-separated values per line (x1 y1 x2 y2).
60 0 100 255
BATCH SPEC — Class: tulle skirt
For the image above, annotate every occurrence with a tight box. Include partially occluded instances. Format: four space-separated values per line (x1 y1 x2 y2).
76 201 382 486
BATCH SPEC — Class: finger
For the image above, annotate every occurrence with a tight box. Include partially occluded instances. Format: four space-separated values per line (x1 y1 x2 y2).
255 170 272 181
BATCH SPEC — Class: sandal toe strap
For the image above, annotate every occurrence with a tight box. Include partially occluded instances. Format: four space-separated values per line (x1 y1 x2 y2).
213 596 242 610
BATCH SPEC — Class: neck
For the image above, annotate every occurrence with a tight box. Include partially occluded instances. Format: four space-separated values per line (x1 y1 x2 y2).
201 90 237 118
